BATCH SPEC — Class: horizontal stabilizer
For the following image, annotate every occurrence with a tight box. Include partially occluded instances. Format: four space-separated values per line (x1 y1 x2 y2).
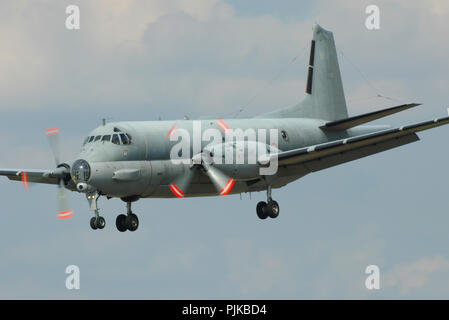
268 115 449 168
322 103 421 130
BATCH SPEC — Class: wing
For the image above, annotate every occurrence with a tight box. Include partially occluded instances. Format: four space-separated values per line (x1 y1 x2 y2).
265 116 449 173
0 168 64 185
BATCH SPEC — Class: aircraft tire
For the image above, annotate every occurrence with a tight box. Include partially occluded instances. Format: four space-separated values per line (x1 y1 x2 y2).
266 200 279 219
256 201 268 219
90 217 98 230
127 213 139 231
96 216 106 229
116 214 127 232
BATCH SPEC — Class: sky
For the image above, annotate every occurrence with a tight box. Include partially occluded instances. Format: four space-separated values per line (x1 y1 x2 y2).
1 0 449 299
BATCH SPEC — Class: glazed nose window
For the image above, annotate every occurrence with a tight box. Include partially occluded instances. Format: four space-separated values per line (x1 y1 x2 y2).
71 159 91 183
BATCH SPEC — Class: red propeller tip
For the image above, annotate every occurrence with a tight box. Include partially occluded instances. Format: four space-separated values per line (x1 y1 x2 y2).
21 172 29 189
56 210 73 219
216 118 229 133
169 182 184 198
219 178 235 197
45 127 59 136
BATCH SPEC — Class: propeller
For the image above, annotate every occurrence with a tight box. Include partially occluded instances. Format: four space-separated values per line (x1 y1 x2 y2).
45 127 61 165
168 165 197 198
168 150 235 198
201 162 235 196
45 127 73 219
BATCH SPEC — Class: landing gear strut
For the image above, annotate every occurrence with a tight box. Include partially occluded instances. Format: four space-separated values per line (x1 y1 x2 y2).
256 185 279 220
116 201 139 232
87 192 106 230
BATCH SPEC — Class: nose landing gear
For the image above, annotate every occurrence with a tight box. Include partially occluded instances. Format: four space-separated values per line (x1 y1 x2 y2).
87 192 106 230
256 185 280 220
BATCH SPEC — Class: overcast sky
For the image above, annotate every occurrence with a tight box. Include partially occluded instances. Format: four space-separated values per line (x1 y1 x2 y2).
1 0 449 299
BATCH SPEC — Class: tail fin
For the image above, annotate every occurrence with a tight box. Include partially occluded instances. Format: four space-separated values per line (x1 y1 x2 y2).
256 24 348 121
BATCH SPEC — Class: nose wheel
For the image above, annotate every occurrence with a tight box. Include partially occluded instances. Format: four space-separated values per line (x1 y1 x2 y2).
90 215 105 230
256 185 279 220
116 202 139 232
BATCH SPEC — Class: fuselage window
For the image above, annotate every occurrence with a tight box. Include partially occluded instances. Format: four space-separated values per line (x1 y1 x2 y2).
102 135 111 142
112 134 120 145
88 136 95 143
120 133 129 145
94 135 102 142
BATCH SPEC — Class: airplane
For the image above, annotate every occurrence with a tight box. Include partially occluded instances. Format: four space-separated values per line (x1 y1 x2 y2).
1 23 448 232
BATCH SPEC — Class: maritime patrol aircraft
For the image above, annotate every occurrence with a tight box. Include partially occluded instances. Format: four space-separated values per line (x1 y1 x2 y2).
1 24 448 232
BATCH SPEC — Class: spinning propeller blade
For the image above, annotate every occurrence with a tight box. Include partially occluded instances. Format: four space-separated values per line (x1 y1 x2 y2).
202 162 235 197
168 151 236 198
45 126 73 218
45 127 60 166
168 165 197 198
57 180 73 219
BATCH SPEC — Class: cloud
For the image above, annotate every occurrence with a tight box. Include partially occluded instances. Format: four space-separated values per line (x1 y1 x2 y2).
0 0 309 114
223 238 293 297
1 0 449 299
2 0 448 117
384 255 449 295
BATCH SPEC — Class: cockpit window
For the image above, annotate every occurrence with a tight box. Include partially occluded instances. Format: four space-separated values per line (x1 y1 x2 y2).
120 133 129 145
88 133 131 145
101 135 111 142
112 134 120 145
113 127 122 132
83 137 89 145
126 133 132 143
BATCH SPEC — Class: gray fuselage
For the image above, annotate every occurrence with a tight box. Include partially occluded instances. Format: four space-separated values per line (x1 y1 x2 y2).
71 118 385 199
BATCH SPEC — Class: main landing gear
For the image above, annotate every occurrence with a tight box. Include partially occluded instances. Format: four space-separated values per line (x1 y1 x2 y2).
256 185 279 220
116 201 139 232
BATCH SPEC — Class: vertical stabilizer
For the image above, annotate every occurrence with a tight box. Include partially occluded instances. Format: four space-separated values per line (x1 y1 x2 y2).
256 24 348 121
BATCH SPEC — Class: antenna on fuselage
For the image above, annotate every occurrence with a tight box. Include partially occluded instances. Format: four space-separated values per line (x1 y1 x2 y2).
101 117 114 126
